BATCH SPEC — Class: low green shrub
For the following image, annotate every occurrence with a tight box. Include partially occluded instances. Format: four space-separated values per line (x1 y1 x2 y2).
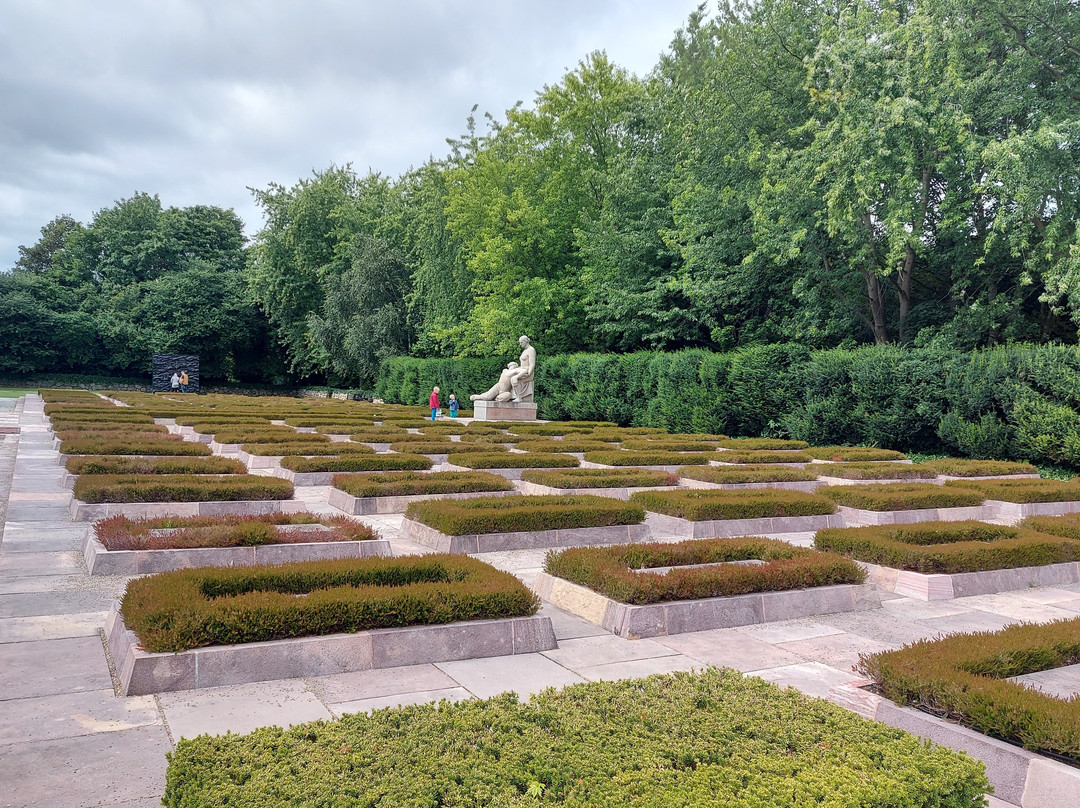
95 513 374 551
582 450 714 466
65 456 246 475
240 442 374 456
55 428 170 442
1021 512 1080 539
45 405 151 421
546 537 865 604
162 668 989 808
60 438 212 457
349 430 417 443
388 441 507 455
174 416 271 427
419 423 502 436
285 418 377 429
716 438 809 450
815 520 1080 573
448 452 579 469
333 471 514 498
521 468 676 488
805 446 908 462
39 389 106 403
919 458 1039 477
314 423 383 434
406 495 644 536
943 478 1080 503
50 419 158 432
280 454 432 473
455 432 521 444
211 429 330 445
820 483 984 511
678 465 819 484
73 474 294 503
512 439 613 453
716 450 813 464
507 424 594 436
585 427 666 439
629 489 836 520
621 439 722 452
817 462 936 480
122 554 538 653
859 618 1080 762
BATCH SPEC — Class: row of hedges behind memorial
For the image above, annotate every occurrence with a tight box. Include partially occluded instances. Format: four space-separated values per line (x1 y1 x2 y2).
377 343 1080 468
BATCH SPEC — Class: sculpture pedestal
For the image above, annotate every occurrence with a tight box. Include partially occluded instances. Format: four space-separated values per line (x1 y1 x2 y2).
471 400 538 422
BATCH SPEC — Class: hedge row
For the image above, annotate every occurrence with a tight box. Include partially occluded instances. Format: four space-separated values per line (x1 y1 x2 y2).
60 438 212 457
620 439 721 452
677 465 819 484
818 462 936 481
943 478 1080 503
121 555 538 653
377 342 1080 469
50 419 158 431
716 438 809 450
280 454 432 473
1022 512 1080 539
629 489 836 521
814 521 1080 573
520 468 676 489
207 428 328 445
332 471 514 498
804 446 908 462
405 495 645 536
717 450 813 464
820 483 983 511
448 452 579 470
859 618 1080 762
515 439 615 453
545 538 865 604
583 450 713 466
919 458 1038 476
55 428 170 443
388 441 507 455
419 422 503 436
162 668 989 808
240 442 374 456
65 455 247 475
95 513 375 551
73 474 294 503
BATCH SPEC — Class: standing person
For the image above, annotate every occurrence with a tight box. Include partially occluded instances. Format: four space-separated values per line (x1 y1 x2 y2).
448 394 458 418
179 370 189 393
170 371 180 393
429 386 440 421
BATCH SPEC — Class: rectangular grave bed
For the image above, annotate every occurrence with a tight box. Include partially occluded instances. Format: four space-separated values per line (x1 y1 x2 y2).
72 498 305 522
110 554 552 694
821 483 986 525
537 537 875 637
944 478 1080 519
631 488 841 538
328 471 516 514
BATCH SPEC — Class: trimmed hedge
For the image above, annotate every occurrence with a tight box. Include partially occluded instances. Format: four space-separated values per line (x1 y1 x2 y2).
448 452 579 469
209 429 329 444
240 442 375 456
73 474 294 503
716 450 813 464
121 554 538 653
859 618 1080 762
1021 512 1080 539
50 419 160 432
508 424 595 436
162 668 989 808
174 416 272 426
582 450 714 466
65 455 246 475
716 438 809 450
521 468 676 489
621 439 721 452
678 464 819 484
943 478 1080 503
817 462 936 480
280 454 432 473
95 513 375 551
815 521 1080 574
55 429 170 442
918 458 1039 476
332 471 514 498
629 489 836 521
388 441 507 455
406 495 644 536
805 446 908 462
820 483 984 511
545 537 865 604
60 438 212 457
514 439 614 453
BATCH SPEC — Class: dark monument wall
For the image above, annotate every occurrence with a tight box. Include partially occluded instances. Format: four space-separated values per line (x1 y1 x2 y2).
152 354 200 393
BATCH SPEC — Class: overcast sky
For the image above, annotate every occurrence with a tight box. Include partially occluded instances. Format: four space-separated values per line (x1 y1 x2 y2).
0 0 703 270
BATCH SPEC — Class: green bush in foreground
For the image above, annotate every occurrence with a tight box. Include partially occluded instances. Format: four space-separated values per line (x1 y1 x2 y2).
521 468 676 488
163 669 989 808
65 455 247 475
448 452 579 469
678 464 819 484
859 618 1080 762
630 489 836 520
406 495 644 536
820 483 984 511
817 462 936 480
943 477 1080 503
73 474 294 503
280 454 432 473
332 471 514 498
582 449 714 466
918 458 1039 477
122 554 537 653
814 520 1080 573
546 538 865 604
804 446 908 461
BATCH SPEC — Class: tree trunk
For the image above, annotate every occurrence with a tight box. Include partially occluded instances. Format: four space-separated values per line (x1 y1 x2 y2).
898 243 914 343
865 270 889 344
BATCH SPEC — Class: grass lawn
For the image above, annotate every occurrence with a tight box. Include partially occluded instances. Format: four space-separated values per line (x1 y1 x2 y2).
0 388 36 398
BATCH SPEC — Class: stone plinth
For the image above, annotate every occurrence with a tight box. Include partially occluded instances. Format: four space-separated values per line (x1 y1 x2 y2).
471 400 538 422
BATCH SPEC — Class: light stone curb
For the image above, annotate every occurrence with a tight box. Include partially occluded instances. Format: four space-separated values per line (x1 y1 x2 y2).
105 603 556 695
533 573 879 639
70 497 305 521
983 499 1080 520
82 533 392 575
402 517 651 553
517 480 675 501
328 487 519 515
645 510 844 538
836 504 987 526
860 560 1080 601
677 478 823 493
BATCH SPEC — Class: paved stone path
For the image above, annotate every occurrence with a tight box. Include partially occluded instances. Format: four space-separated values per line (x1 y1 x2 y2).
5 395 1078 806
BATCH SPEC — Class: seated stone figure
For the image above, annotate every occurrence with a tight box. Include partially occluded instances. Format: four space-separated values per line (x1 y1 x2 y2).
470 362 519 402
510 335 536 403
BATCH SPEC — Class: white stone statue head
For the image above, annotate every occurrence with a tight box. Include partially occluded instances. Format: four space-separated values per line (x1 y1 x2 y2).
507 361 519 370
519 335 530 348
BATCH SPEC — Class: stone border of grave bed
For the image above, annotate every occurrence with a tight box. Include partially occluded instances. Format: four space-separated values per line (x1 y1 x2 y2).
631 489 844 538
72 498 306 521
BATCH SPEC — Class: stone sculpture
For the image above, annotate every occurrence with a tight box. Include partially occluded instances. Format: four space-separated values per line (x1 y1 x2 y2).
470 362 519 402
510 335 536 403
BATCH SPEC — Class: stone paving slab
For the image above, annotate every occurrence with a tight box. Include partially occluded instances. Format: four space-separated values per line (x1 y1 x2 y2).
0 550 82 577
307 664 458 704
575 653 701 682
652 627 805 672
435 653 585 699
330 686 474 716
0 635 112 700
0 610 108 642
0 688 159 746
540 633 679 670
1010 662 1080 700
0 589 115 619
158 679 334 740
